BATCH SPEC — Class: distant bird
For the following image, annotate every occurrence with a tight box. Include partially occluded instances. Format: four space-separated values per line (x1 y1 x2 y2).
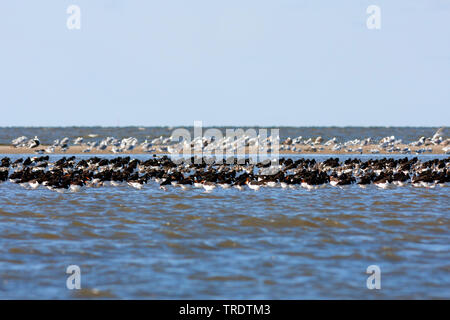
97 143 108 151
11 136 28 148
431 127 445 144
59 137 70 147
432 127 444 140
73 137 84 145
46 146 55 154
27 136 40 149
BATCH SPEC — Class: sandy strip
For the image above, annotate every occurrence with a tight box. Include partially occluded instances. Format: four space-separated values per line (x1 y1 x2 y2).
0 144 448 155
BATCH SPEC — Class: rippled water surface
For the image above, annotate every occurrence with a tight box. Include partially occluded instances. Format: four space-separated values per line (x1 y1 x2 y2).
0 154 449 299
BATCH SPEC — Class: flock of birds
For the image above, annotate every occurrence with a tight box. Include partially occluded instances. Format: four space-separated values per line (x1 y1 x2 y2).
280 127 449 154
11 135 148 154
0 155 448 193
9 128 449 155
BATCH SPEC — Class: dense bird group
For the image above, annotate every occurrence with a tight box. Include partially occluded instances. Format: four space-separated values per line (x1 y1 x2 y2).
0 155 448 193
281 127 449 154
9 127 449 155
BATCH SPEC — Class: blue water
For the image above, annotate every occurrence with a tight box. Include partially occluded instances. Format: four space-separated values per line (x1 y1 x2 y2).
0 154 449 299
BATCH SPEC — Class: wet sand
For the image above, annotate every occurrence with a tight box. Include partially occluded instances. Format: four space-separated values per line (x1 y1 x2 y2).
0 144 447 155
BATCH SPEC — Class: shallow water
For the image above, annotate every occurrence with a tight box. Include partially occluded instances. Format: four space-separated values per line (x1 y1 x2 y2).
0 154 449 299
0 126 447 145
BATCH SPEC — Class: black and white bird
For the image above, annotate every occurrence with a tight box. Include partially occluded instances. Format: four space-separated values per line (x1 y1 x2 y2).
27 136 40 149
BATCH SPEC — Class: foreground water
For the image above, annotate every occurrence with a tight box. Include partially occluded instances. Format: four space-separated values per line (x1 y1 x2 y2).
0 154 449 299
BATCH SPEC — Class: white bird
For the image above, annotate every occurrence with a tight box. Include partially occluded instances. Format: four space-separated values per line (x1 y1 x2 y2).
45 146 55 154
128 181 144 190
70 184 82 193
11 136 28 147
202 181 216 192
29 180 40 189
73 137 84 145
432 127 444 142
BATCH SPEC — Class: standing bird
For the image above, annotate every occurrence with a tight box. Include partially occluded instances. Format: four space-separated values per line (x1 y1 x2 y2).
27 136 40 149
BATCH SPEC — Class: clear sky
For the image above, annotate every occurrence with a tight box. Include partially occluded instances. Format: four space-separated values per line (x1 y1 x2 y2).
0 0 449 127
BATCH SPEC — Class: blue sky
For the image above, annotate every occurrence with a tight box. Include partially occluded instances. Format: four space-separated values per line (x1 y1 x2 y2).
0 0 449 126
